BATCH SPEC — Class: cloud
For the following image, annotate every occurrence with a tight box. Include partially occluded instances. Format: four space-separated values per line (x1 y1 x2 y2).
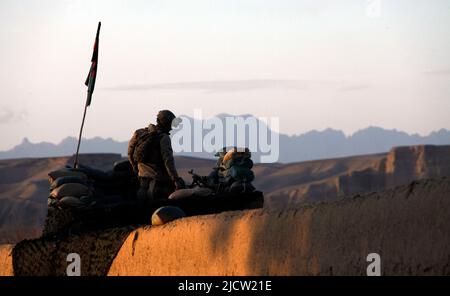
422 69 450 76
338 84 371 92
104 79 375 94
0 108 27 125
103 79 309 93
0 109 14 124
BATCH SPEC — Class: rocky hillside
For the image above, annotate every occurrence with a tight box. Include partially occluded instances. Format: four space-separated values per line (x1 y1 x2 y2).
1 145 449 244
2 177 449 276
258 145 450 207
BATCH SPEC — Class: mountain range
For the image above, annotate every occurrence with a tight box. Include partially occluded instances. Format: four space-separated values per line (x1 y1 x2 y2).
1 114 449 163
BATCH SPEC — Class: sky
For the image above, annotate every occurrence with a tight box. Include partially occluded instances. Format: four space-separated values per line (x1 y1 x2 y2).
0 0 449 151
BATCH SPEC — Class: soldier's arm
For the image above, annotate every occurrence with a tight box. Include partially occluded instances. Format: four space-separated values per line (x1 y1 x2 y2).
128 131 138 172
160 134 179 181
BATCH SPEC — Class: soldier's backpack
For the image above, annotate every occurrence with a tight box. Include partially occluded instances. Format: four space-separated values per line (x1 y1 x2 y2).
132 129 162 164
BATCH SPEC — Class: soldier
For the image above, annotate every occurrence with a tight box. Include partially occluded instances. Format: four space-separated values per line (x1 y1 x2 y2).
128 110 185 202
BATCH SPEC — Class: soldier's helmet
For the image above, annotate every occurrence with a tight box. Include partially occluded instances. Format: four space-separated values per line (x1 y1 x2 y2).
156 110 177 131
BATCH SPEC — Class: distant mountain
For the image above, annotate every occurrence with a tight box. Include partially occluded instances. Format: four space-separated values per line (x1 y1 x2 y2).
0 137 128 160
278 127 450 163
1 114 450 163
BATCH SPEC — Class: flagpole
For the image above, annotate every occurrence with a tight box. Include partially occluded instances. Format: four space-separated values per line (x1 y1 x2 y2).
73 22 100 169
73 94 90 168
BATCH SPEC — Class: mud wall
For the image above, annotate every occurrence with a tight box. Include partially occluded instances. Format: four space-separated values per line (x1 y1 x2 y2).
109 178 450 275
0 245 13 276
2 178 450 276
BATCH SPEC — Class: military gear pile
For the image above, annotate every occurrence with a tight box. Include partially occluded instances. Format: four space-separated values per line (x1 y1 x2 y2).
48 170 93 209
215 147 256 194
220 148 254 181
167 147 257 202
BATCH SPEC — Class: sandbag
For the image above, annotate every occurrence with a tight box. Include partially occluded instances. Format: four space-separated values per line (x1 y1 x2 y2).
151 206 186 226
168 187 213 200
222 147 251 163
113 160 133 172
48 170 87 182
228 166 255 182
222 156 253 170
50 176 88 190
74 164 108 180
47 198 58 207
79 195 96 206
58 196 86 209
218 148 254 184
50 183 92 200
229 181 255 193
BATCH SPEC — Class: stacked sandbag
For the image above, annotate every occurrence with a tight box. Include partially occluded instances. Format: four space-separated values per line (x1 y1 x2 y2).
48 169 88 183
86 160 137 200
72 164 109 181
47 160 138 210
112 159 134 172
43 161 138 236
47 168 95 209
215 147 256 193
168 187 213 200
49 175 89 190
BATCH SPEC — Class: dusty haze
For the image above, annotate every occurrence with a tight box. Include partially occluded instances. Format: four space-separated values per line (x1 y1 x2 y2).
1 0 449 151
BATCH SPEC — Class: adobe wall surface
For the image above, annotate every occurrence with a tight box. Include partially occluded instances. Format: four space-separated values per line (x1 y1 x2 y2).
0 244 13 276
2 178 449 276
108 178 450 275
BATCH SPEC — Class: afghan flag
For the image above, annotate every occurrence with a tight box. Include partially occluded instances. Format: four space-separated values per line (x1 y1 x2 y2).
85 22 101 106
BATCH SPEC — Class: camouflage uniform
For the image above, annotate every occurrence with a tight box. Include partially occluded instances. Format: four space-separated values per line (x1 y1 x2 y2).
128 119 183 201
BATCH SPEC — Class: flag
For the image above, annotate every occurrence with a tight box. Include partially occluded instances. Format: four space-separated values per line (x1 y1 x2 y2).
85 22 101 106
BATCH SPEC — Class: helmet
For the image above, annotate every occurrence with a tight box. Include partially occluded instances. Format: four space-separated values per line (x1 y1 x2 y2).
156 110 176 130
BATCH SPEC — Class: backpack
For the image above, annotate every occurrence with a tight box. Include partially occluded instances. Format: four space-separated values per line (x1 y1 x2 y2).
132 129 162 164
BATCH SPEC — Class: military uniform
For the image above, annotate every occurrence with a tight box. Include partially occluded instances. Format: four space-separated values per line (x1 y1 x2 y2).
128 111 184 202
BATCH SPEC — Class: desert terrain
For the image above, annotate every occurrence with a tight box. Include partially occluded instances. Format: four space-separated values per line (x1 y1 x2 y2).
1 145 449 244
0 145 449 275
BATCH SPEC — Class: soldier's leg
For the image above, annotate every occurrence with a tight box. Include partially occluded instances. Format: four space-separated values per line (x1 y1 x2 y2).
147 179 156 202
137 177 150 201
164 181 176 198
152 180 175 200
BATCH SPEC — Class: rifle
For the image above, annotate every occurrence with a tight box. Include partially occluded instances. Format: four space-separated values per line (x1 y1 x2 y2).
188 169 208 188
